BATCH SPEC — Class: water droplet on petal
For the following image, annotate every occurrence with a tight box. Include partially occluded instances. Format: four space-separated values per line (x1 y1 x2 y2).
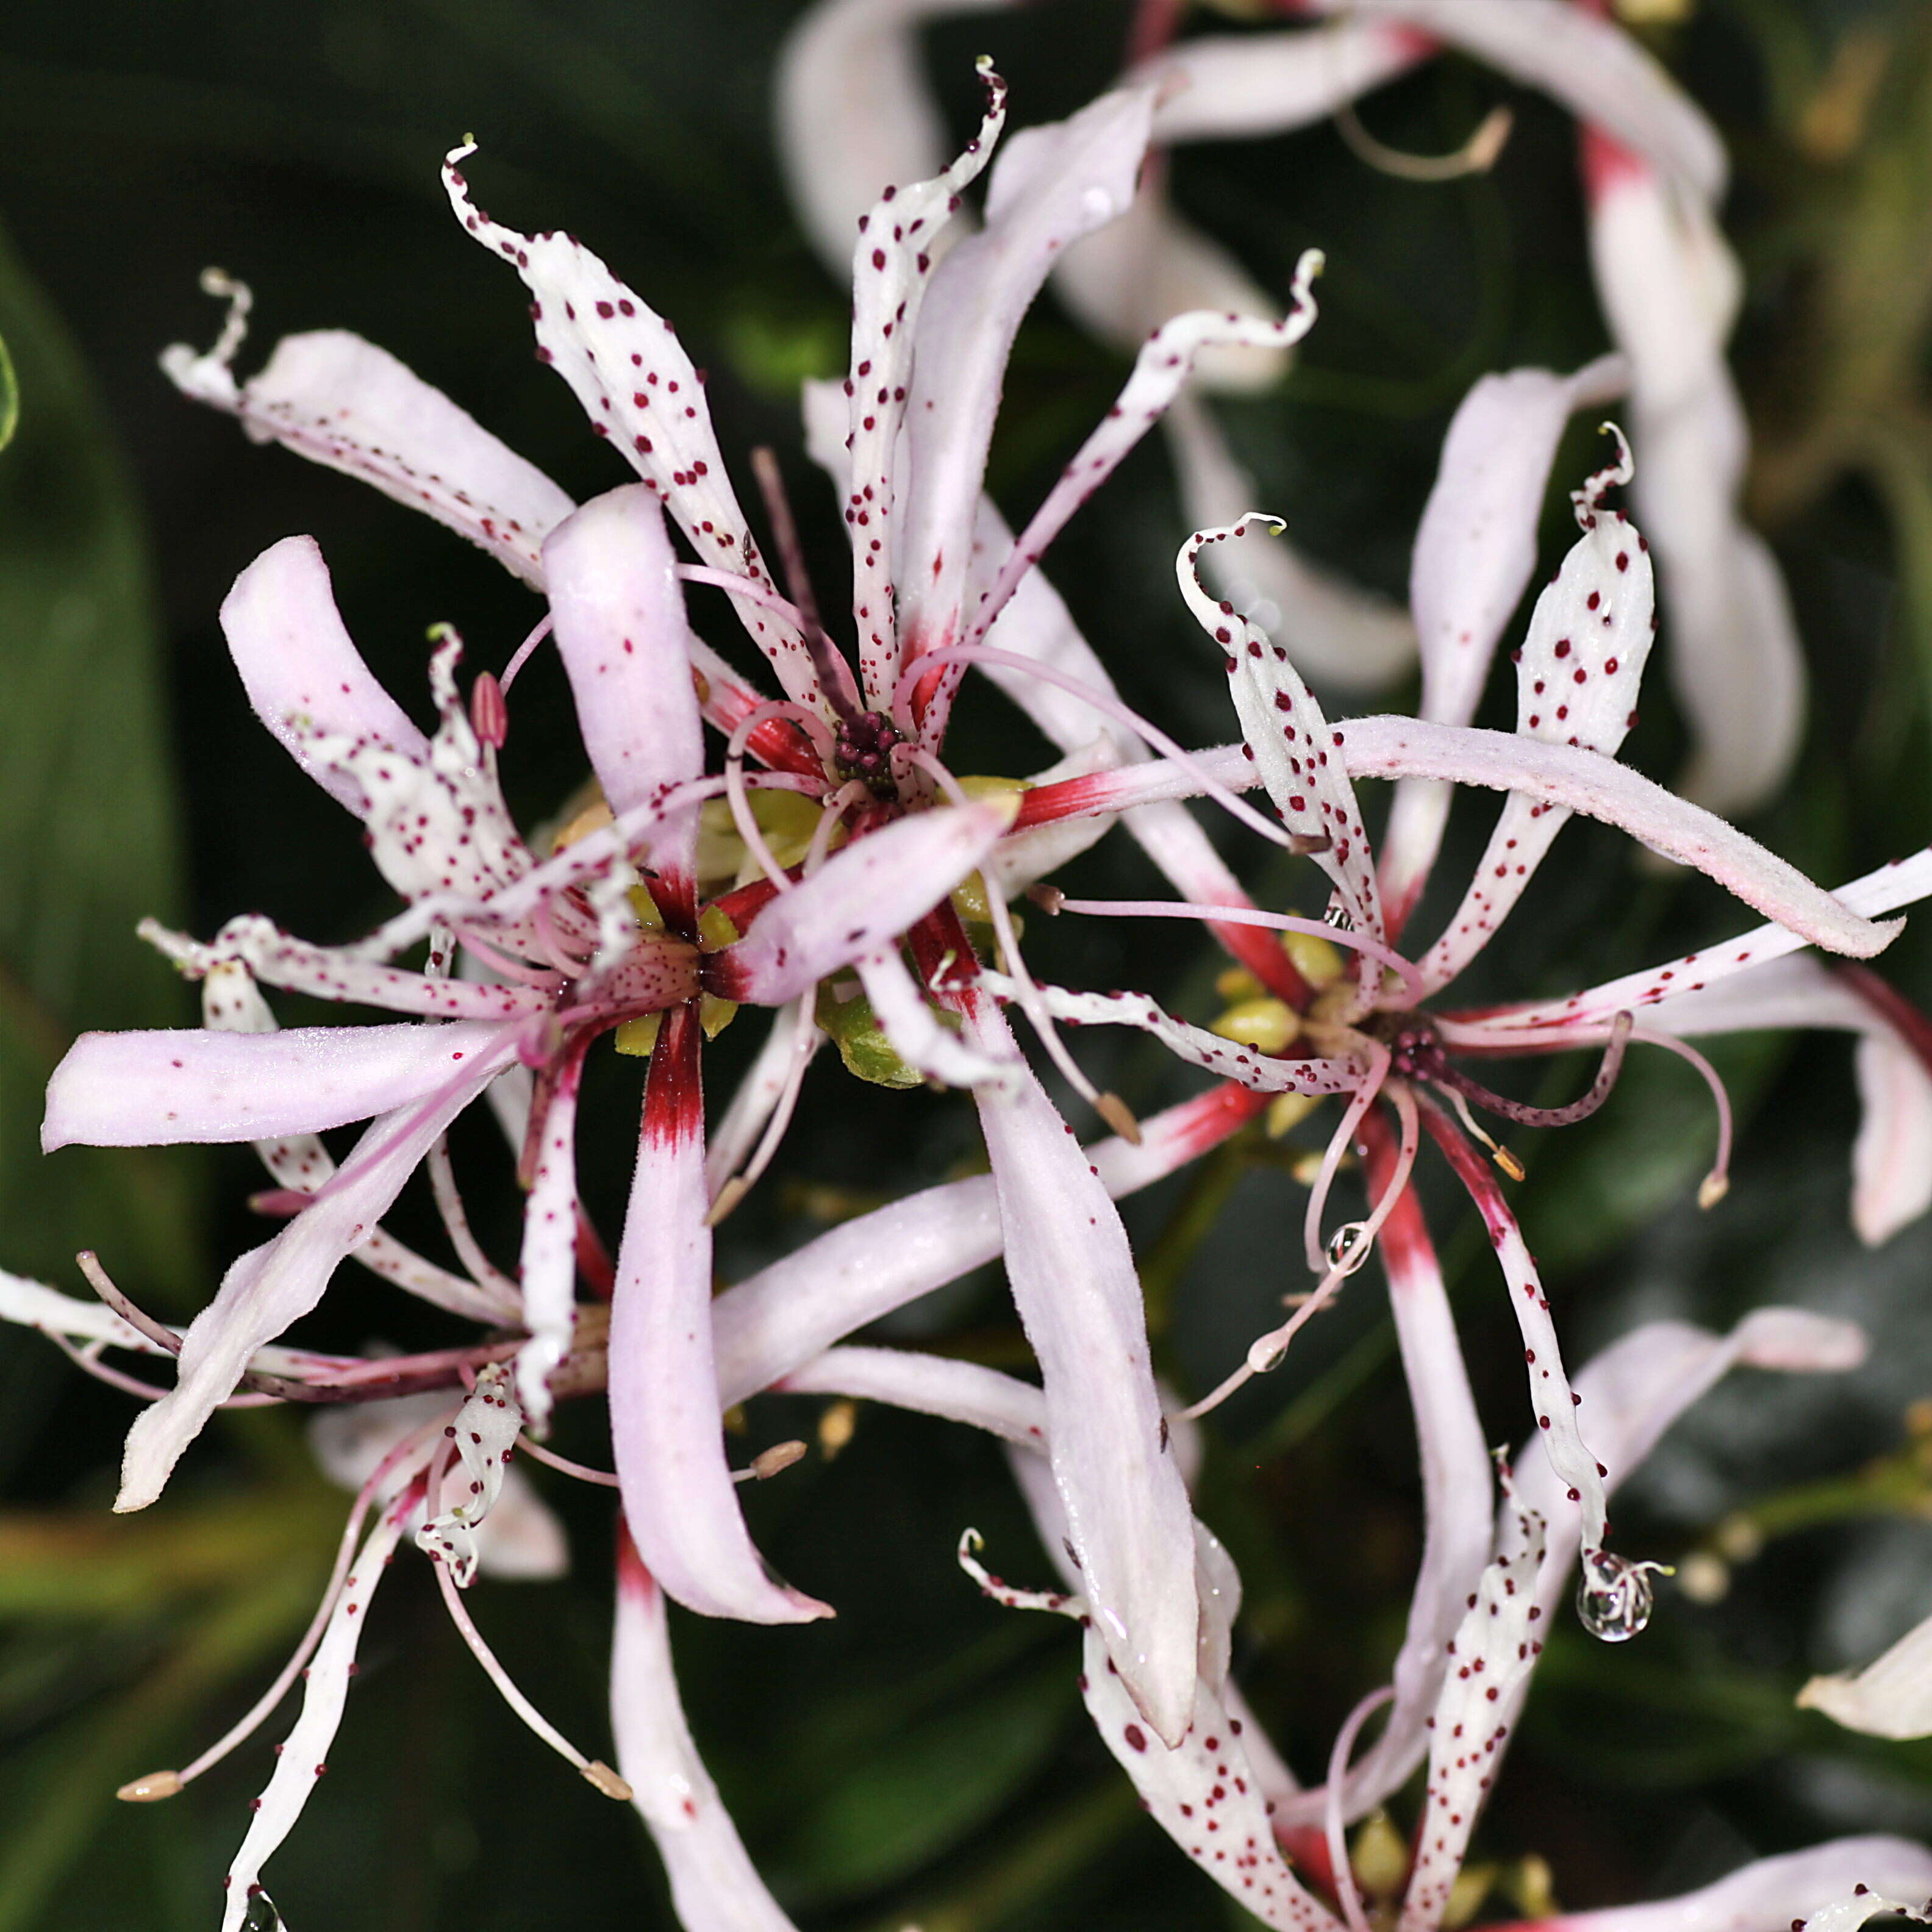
1081 187 1117 223
1576 1548 1660 1642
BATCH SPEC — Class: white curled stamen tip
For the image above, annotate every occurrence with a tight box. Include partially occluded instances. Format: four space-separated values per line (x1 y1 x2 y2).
1571 421 1636 526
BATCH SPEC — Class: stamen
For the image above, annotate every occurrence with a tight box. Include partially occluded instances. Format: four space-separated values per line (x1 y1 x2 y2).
724 710 798 893
708 995 818 1225
120 1414 446 1800
890 642 1299 857
735 1439 808 1483
515 1435 620 1487
1444 1088 1526 1181
1630 1025 1733 1206
1333 98 1513 182
1325 1686 1396 1932
1051 895 1423 1004
76 1251 181 1354
498 613 553 695
1303 1043 1391 1273
1437 1011 1635 1131
469 671 509 750
429 1547 632 1799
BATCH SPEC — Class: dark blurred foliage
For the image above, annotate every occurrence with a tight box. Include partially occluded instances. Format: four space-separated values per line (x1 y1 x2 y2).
2 1 1932 1927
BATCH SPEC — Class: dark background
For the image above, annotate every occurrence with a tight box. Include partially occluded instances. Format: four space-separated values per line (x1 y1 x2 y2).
2 2 1931 1927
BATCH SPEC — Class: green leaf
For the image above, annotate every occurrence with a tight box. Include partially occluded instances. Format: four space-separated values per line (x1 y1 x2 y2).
816 981 931 1090
0 218 199 1301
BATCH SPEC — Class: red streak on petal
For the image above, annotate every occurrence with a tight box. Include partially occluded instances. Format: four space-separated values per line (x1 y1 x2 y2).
642 1004 704 1148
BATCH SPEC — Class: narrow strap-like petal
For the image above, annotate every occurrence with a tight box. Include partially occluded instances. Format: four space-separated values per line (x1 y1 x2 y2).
842 60 1006 707
712 1081 1264 1405
443 148 825 712
1525 1841 1932 1932
1381 356 1626 928
702 797 1018 1006
1420 476 1658 990
1139 22 1425 143
855 946 1017 1088
220 535 428 814
1801 1612 1932 1742
609 1004 829 1624
513 1035 590 1434
1275 1114 1490 1831
116 1044 511 1510
166 327 574 585
895 87 1155 674
218 1477 424 1932
1397 1481 1548 1932
612 1526 803 1931
977 972 1362 1095
778 1345 1047 1447
1181 518 1386 940
1165 393 1415 695
544 485 705 912
45 1019 513 1150
960 991 1199 1746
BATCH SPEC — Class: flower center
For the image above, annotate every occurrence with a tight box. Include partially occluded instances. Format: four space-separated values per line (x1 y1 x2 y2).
832 710 903 798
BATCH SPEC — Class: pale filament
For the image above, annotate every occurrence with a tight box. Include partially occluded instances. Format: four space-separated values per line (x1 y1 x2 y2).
49 1333 278 1409
725 704 815 891
888 642 1298 858
498 612 553 694
709 996 820 1227
514 1435 621 1487
1049 895 1424 1004
427 1137 524 1309
1303 1041 1392 1275
1325 1685 1396 1932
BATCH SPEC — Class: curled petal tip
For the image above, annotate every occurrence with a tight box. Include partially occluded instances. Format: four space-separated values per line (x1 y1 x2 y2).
116 1769 182 1803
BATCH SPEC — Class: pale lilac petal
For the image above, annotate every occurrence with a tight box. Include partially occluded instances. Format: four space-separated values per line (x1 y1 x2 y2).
45 1019 512 1151
220 536 428 814
1397 1480 1547 1932
1533 1842 1932 1932
1165 393 1415 693
896 87 1156 665
854 947 1018 1088
978 971 1364 1095
115 1043 513 1511
986 739 1118 895
1139 23 1426 143
777 1345 1048 1447
971 270 1325 657
961 1528 1343 1931
1381 355 1627 926
1276 1144 1489 1830
514 1039 589 1434
1051 177 1294 393
0 1269 174 1358
1800 1611 1932 1741
197 957 518 1326
153 914 555 1022
544 485 704 901
1335 717 1908 961
218 1479 421 1932
1450 848 1932 1039
609 1006 828 1625
1181 518 1386 939
774 0 1011 276
703 797 1018 1006
1419 474 1658 990
165 329 573 586
712 1081 1264 1405
442 148 825 712
611 1529 801 1932
959 992 1198 1746
1307 0 1726 199
841 61 1006 707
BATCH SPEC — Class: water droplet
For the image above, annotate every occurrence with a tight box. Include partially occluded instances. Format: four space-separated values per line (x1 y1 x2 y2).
1576 1548 1660 1642
1247 1334 1288 1375
1081 186 1117 224
1326 1221 1373 1275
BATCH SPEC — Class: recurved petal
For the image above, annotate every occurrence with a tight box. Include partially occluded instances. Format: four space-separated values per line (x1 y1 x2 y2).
1800 1614 1932 1742
703 798 1018 1006
544 485 704 901
166 329 574 586
961 993 1199 1747
116 1043 512 1511
608 1006 829 1625
220 536 428 814
612 1526 803 1932
45 1020 513 1150
896 86 1156 664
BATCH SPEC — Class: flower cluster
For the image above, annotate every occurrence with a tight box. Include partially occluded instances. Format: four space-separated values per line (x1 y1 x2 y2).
7 23 1932 1932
